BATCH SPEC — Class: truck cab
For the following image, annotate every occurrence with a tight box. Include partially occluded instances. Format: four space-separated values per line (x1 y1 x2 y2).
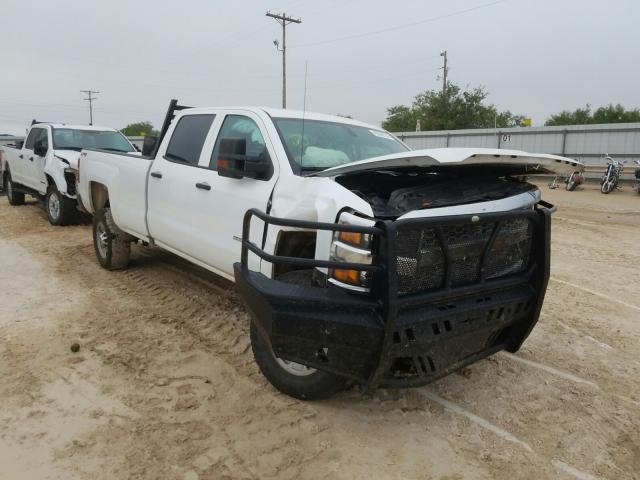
1 122 136 225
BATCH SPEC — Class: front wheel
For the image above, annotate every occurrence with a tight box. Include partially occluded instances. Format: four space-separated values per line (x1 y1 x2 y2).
601 174 614 194
93 208 131 270
5 172 25 206
566 176 577 191
250 321 346 400
46 186 76 225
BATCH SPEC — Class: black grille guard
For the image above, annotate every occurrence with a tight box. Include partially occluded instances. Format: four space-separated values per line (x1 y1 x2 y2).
234 201 553 390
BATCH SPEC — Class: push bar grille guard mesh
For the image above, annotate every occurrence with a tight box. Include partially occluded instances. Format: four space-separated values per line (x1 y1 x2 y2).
235 201 553 389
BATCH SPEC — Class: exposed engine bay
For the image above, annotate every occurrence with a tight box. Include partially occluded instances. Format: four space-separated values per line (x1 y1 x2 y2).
335 170 537 218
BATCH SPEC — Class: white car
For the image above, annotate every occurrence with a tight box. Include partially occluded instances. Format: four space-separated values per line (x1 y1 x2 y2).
77 99 583 400
0 122 136 225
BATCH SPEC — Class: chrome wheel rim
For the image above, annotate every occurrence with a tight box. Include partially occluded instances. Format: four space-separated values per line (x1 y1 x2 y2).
96 222 108 258
48 192 60 220
275 357 317 376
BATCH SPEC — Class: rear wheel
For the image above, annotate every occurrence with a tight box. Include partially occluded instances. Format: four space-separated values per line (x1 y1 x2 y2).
250 321 347 400
46 185 76 225
93 208 131 270
5 172 25 206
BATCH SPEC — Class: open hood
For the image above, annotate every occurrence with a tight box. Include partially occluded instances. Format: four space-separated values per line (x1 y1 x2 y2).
309 148 584 177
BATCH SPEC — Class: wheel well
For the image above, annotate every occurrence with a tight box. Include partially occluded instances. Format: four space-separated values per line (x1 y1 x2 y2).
273 231 316 278
45 174 55 190
90 182 110 210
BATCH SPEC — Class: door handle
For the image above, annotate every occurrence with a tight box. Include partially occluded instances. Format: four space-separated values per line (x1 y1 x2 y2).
195 182 211 191
29 157 34 162
19 154 23 159
150 171 163 179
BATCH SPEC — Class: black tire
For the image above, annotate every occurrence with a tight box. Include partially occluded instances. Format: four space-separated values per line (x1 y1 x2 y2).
566 178 577 191
46 185 76 226
93 208 131 270
5 171 25 206
250 321 347 400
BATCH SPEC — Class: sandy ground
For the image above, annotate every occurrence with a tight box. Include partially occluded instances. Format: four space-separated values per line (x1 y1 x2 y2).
0 181 638 480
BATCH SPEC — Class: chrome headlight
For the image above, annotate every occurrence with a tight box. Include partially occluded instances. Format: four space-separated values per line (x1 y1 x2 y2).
328 212 375 292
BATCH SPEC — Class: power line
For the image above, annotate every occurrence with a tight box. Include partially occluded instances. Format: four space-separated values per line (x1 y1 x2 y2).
80 89 99 125
266 11 302 108
290 0 508 48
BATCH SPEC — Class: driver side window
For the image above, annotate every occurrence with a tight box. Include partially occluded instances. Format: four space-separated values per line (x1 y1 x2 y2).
25 128 46 151
36 129 49 151
210 115 268 171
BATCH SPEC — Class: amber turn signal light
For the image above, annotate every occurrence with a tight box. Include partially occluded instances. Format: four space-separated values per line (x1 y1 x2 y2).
338 231 363 246
332 268 361 285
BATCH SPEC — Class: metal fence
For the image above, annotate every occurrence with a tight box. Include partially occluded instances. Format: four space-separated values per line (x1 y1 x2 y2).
394 123 640 167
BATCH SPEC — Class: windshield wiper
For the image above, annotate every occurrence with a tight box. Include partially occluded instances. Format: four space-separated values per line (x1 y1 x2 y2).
100 147 132 153
55 146 82 151
299 166 326 172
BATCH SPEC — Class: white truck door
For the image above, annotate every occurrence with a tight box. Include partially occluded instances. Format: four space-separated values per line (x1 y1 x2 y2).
146 113 219 265
30 128 50 193
195 112 278 276
20 127 48 189
12 128 37 184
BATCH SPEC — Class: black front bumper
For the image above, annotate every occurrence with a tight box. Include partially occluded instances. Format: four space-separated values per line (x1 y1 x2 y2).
234 204 552 390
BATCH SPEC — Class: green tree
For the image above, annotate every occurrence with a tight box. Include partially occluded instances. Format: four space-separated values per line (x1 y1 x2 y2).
545 104 640 126
382 105 418 132
120 121 158 136
382 83 525 132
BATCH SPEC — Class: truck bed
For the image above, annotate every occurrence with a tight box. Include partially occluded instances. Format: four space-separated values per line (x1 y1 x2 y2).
78 149 153 239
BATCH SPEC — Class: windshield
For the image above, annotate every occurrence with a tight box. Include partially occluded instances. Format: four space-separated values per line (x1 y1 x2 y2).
273 118 408 172
52 128 134 152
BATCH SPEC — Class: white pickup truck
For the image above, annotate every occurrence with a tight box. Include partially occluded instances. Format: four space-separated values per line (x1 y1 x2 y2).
77 100 582 400
0 122 136 225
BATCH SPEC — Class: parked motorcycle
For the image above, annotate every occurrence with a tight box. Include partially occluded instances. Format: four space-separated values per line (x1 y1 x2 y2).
634 160 640 195
565 170 584 191
600 155 625 194
548 171 584 191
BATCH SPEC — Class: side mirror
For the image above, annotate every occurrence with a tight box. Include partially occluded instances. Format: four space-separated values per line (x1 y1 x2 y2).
142 135 158 156
34 140 48 157
217 138 271 180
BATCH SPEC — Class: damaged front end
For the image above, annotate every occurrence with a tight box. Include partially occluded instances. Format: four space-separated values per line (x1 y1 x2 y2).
234 200 552 390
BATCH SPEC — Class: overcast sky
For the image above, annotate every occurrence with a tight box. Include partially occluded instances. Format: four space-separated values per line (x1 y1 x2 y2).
1 0 638 135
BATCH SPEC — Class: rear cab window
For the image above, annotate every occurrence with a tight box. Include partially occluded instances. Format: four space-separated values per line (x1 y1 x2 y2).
165 114 216 166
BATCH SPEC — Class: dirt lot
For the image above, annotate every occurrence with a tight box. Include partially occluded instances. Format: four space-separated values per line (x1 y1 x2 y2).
0 181 638 480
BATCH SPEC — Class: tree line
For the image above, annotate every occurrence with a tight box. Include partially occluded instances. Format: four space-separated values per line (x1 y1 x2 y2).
381 82 640 132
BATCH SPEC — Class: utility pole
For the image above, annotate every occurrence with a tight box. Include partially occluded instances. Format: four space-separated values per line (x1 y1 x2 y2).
80 90 99 125
440 51 448 95
266 11 302 109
